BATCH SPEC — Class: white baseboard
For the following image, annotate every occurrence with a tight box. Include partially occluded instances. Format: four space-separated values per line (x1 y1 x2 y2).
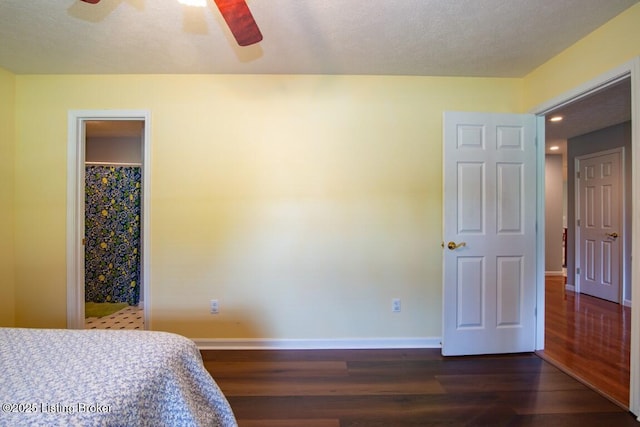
193 337 442 350
545 270 565 276
563 286 631 307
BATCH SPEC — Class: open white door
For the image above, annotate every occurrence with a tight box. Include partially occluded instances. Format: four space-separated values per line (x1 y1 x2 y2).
442 112 538 356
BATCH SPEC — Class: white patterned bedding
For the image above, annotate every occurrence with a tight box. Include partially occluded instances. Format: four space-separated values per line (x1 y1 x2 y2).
0 328 237 427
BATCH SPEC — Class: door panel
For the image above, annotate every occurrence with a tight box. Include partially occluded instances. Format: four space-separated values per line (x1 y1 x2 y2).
458 163 484 233
443 112 537 356
497 256 523 326
497 163 523 232
457 257 484 328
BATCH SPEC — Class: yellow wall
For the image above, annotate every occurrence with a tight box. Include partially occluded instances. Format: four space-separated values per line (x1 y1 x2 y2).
0 68 15 326
524 3 640 109
10 2 638 339
13 74 522 338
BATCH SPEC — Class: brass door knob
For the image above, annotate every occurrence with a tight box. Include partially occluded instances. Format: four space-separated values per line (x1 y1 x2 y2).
606 232 619 239
447 241 466 250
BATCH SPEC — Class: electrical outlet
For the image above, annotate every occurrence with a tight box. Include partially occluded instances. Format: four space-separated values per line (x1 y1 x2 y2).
210 299 219 314
392 298 401 313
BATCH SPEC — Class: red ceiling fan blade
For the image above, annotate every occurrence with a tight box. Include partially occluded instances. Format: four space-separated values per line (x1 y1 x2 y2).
79 0 261 46
213 0 263 47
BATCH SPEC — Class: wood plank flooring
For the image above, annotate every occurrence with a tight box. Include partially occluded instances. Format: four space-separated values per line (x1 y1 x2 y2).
537 275 631 407
202 348 638 426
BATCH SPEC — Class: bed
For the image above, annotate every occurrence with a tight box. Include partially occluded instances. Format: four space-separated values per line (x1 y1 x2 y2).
0 328 237 427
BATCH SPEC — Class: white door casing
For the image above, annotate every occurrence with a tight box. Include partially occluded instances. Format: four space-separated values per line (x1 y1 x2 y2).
576 149 623 303
530 58 639 417
66 110 151 330
442 112 538 356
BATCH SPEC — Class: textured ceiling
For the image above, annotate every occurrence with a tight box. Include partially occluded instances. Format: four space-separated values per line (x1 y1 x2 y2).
0 0 637 76
546 78 632 144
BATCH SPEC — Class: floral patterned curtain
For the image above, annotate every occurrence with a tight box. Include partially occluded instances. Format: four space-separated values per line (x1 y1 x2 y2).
85 166 142 306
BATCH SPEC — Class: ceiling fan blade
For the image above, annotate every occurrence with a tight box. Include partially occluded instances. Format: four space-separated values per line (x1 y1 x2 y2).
78 0 261 46
213 0 263 47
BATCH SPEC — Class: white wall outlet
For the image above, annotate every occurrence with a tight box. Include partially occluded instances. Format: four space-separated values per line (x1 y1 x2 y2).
210 299 219 314
392 298 401 313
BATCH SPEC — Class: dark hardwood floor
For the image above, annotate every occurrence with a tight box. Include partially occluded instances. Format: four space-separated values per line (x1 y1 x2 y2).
537 275 631 408
202 348 638 426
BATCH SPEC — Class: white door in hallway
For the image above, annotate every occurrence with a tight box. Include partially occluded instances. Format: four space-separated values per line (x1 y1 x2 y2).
442 112 538 356
577 149 623 303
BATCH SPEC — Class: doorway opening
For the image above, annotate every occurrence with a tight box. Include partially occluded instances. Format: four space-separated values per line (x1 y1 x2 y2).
541 76 632 407
66 110 151 331
84 120 145 330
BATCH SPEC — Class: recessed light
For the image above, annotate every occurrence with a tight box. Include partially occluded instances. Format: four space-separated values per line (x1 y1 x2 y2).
549 116 563 122
549 146 560 151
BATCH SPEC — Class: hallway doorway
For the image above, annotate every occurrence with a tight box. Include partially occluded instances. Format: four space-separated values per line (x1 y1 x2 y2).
542 76 632 408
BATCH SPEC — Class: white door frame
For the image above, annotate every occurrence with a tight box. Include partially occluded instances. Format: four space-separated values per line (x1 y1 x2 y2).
66 110 152 330
530 57 640 416
574 148 625 302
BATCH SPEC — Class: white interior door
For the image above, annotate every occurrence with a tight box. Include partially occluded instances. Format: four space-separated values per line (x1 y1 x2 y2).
577 149 622 303
442 112 537 356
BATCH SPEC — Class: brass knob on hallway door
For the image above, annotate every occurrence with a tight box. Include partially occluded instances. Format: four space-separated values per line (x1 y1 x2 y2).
447 241 466 250
606 232 619 239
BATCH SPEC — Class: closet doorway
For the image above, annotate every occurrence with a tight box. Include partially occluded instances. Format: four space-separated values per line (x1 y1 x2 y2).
66 110 151 331
84 120 144 329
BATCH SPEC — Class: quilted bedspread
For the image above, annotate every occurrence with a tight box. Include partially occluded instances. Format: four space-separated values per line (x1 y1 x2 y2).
0 328 237 427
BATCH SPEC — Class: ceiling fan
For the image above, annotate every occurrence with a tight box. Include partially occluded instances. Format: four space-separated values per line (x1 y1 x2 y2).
79 0 263 46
